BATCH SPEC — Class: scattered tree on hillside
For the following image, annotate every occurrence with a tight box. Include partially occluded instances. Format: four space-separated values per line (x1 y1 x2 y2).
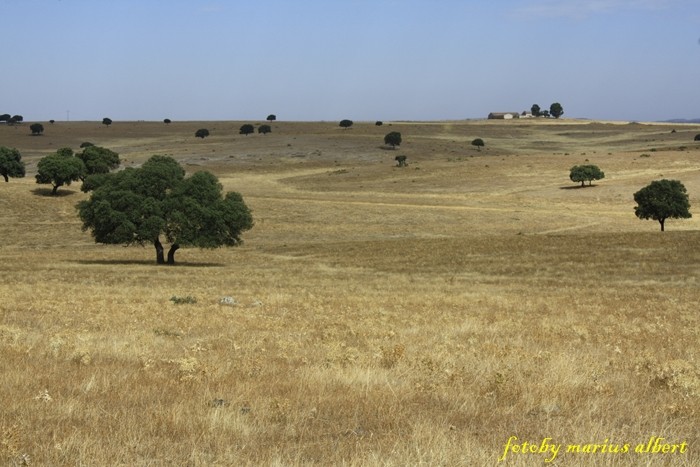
164 118 172 124
339 119 353 129
0 114 10 123
634 179 691 231
384 131 402 149
80 142 95 148
0 147 26 182
12 115 23 123
50 119 55 124
549 103 564 119
102 118 113 127
471 138 485 151
239 124 255 136
258 124 272 135
267 114 276 122
30 123 44 135
195 128 210 139
694 134 700 141
77 145 120 178
531 104 541 117
395 155 407 167
77 155 254 265
376 121 383 126
35 148 86 195
569 164 605 187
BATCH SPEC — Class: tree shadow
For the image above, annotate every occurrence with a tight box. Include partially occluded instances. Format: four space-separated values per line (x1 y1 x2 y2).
74 259 225 267
559 185 599 190
32 187 79 197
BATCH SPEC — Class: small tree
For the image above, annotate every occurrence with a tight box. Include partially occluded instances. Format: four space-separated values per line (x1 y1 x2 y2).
395 155 407 167
35 148 86 195
0 114 10 123
49 119 55 124
195 128 210 139
239 124 255 136
164 118 172 124
634 179 691 231
266 114 276 122
339 119 353 129
549 103 564 119
102 118 112 127
376 121 383 126
471 138 485 151
77 155 254 265
694 134 700 141
80 142 95 148
258 124 272 135
0 147 26 182
30 123 44 135
569 164 605 187
77 145 120 178
12 115 23 123
384 131 402 149
531 104 541 117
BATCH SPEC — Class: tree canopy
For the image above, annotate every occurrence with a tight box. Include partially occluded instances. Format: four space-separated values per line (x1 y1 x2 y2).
102 118 113 127
471 138 485 151
339 119 353 129
694 134 700 141
569 164 605 187
549 103 564 119
531 104 541 117
30 123 44 135
0 147 26 182
384 131 402 149
77 145 120 178
266 114 276 122
258 124 272 135
77 155 254 264
195 128 210 139
239 124 255 136
35 148 86 195
164 118 172 124
633 179 691 231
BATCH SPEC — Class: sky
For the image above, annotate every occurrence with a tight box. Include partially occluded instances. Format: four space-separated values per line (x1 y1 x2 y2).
2 0 699 122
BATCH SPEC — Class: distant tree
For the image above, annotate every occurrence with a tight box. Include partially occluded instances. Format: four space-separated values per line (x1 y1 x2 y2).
0 114 10 123
395 155 407 167
77 145 120 178
634 179 691 231
35 148 86 195
30 123 44 135
266 114 277 122
258 124 272 135
694 134 700 141
0 146 26 182
239 124 255 136
195 128 210 139
384 131 402 149
376 121 383 126
102 118 113 127
49 119 55 124
471 138 485 151
569 164 605 187
339 119 353 129
80 142 95 148
77 155 254 265
164 118 172 124
541 109 550 118
549 103 564 119
12 115 23 123
531 104 541 117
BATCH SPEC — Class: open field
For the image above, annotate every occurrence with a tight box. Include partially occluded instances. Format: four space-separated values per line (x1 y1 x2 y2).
1 119 700 465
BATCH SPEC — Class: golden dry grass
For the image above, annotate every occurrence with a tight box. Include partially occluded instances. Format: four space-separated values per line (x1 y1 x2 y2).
1 119 699 465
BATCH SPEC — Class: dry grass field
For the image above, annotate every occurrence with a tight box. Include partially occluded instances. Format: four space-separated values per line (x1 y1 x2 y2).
1 119 699 466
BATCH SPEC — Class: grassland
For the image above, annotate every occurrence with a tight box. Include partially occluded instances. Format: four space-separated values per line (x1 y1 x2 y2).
1 119 699 465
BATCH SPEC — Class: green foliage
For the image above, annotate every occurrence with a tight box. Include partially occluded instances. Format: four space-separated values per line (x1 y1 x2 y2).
531 104 541 117
35 148 86 195
339 119 353 129
376 121 383 126
195 128 209 139
694 134 700 141
77 146 120 178
266 114 276 122
77 155 253 264
258 124 272 135
384 131 402 148
0 114 10 122
549 102 564 119
634 179 691 231
102 118 112 126
471 138 485 151
170 295 197 304
239 124 255 136
80 142 95 148
0 146 26 182
569 164 605 186
164 118 171 124
30 123 44 135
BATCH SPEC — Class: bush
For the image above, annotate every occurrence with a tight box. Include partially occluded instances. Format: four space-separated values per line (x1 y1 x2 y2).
694 134 700 141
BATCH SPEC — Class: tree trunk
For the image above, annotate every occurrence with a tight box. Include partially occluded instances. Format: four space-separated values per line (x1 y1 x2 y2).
2 173 8 182
51 184 59 195
167 244 180 265
659 219 665 232
154 238 165 264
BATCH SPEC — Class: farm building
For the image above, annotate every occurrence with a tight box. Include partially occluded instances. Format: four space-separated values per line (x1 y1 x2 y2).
488 112 521 119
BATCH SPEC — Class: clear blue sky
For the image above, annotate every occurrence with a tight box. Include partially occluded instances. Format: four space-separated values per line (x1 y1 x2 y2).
3 0 699 122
